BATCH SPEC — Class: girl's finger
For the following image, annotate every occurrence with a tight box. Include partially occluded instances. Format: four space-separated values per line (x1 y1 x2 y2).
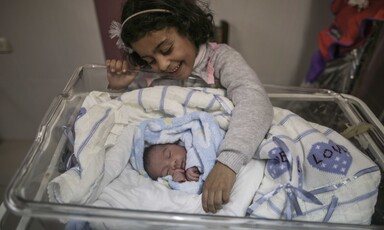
122 60 129 73
115 60 123 74
109 59 117 72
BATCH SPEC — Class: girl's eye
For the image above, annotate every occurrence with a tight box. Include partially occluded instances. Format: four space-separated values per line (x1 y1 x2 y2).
161 46 172 55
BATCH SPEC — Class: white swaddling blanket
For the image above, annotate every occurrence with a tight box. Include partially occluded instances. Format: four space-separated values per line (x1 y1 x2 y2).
47 86 264 220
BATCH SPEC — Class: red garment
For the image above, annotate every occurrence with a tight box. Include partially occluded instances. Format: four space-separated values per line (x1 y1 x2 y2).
318 0 384 60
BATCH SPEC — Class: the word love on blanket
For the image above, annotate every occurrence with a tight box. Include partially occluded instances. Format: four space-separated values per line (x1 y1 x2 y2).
266 139 352 180
308 140 352 175
248 107 381 224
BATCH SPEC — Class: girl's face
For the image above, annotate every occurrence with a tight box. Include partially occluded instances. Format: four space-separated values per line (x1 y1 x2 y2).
131 27 197 80
146 144 187 179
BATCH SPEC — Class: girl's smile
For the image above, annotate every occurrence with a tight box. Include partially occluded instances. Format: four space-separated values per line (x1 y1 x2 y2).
131 27 197 80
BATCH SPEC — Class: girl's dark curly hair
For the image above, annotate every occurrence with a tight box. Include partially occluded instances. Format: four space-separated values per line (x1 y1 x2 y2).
120 0 215 67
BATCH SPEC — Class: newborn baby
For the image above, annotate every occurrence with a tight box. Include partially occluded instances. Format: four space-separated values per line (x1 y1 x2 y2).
143 143 201 182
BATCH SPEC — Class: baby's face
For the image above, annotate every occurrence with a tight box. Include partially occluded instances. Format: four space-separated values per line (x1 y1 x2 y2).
146 144 187 179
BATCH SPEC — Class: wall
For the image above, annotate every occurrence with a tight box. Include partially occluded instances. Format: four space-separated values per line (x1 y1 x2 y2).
209 0 333 86
0 0 333 140
0 0 105 140
94 0 126 59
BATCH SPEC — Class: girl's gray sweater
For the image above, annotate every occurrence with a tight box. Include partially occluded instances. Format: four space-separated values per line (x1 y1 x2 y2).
191 43 273 173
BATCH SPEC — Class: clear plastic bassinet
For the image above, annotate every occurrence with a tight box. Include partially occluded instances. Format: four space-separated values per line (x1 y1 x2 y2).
2 65 384 229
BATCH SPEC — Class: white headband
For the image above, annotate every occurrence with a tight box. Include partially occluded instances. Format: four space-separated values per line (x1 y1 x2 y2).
109 9 172 52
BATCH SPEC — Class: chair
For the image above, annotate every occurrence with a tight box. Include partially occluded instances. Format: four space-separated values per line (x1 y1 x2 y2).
213 20 229 44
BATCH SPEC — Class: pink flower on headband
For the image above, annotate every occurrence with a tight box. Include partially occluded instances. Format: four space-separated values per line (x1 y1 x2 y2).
108 9 171 53
109 21 133 53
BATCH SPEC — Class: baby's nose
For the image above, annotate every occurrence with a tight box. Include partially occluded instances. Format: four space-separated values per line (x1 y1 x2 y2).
170 160 178 169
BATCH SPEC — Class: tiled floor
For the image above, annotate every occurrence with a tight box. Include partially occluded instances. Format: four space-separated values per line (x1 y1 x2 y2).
0 140 33 204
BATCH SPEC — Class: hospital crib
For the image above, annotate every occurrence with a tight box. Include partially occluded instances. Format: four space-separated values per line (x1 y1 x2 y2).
1 65 384 229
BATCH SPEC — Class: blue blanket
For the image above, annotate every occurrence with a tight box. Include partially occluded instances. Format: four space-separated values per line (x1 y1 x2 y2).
130 111 224 194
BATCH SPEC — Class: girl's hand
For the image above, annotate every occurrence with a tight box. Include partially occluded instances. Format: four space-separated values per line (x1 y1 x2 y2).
172 169 187 182
202 162 236 213
106 59 138 90
186 167 200 182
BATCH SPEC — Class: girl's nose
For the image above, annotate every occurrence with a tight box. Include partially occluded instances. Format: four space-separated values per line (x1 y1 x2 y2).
155 55 170 72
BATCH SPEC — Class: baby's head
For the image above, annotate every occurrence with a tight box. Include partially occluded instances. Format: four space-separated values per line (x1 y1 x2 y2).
143 143 187 180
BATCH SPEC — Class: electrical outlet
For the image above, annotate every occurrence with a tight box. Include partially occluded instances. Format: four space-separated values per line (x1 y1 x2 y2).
0 38 12 53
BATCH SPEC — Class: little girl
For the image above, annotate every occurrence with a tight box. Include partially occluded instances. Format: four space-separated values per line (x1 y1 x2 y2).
106 0 273 213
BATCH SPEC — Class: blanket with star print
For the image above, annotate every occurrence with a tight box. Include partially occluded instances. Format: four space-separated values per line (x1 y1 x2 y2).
247 107 381 224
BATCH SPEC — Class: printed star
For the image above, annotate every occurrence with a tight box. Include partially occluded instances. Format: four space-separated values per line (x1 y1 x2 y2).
341 168 346 172
316 145 321 150
333 164 339 169
342 160 347 165
321 163 327 168
335 157 340 161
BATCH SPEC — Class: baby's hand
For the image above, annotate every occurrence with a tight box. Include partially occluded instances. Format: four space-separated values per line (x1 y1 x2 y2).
172 169 187 182
186 167 200 182
106 59 138 90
